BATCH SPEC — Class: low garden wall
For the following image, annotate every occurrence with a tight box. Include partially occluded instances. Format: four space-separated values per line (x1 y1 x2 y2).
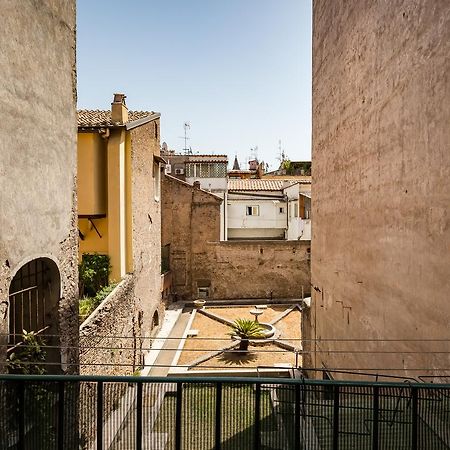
79 274 139 376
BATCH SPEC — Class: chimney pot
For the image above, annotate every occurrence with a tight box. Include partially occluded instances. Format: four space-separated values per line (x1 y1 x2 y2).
111 93 128 124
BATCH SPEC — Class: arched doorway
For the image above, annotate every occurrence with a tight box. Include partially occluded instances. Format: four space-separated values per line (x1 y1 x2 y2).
8 257 61 372
151 310 160 330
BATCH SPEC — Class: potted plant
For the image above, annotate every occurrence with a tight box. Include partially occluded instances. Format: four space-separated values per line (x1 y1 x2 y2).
229 319 264 352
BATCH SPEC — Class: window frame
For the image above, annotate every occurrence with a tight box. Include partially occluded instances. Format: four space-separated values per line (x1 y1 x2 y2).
246 205 260 216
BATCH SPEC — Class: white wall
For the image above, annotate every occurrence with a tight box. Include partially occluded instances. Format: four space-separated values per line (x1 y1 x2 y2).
284 184 312 241
185 177 227 193
287 216 311 240
227 197 287 239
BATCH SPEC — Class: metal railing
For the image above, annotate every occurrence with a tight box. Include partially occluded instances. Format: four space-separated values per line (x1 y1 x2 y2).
0 375 449 450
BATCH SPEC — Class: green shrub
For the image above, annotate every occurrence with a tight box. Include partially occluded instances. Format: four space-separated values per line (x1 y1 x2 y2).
7 330 47 375
79 253 111 298
79 283 117 323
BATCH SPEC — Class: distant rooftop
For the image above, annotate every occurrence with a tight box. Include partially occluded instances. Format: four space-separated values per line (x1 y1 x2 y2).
186 155 228 162
228 179 292 192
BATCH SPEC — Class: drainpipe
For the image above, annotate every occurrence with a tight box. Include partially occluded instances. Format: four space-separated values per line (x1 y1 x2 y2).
223 190 227 241
285 194 289 240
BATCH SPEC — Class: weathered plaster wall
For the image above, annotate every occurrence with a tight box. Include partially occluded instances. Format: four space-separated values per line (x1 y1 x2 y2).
311 0 450 379
0 0 78 372
129 119 164 339
197 241 311 300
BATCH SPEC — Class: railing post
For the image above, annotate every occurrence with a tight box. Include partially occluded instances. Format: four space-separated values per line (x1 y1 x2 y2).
333 385 339 450
254 383 261 450
215 382 222 450
97 381 103 450
18 380 25 450
372 386 379 450
411 387 418 450
295 383 301 450
136 382 143 450
175 382 183 450
58 381 65 450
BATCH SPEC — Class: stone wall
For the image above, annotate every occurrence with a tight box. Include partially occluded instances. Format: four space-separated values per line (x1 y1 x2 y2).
196 241 311 300
79 277 136 444
162 174 222 301
79 275 138 375
311 0 450 379
162 175 311 301
0 0 78 372
129 119 165 340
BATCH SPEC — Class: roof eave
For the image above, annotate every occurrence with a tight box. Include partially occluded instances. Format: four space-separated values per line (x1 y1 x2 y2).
125 112 161 130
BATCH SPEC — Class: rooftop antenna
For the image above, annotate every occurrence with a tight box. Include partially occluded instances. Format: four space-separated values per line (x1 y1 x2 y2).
178 122 191 154
277 139 286 163
250 145 258 161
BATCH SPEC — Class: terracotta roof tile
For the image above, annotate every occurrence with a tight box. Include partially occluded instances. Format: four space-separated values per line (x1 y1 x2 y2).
227 179 291 191
77 110 155 128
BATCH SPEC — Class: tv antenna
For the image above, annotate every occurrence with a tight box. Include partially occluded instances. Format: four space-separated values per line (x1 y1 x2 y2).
250 146 258 161
178 122 191 154
277 139 286 162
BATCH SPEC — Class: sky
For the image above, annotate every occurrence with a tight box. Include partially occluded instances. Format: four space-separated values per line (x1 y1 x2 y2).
77 0 312 171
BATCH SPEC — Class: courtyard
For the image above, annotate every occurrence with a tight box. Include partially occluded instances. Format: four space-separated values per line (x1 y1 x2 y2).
169 303 303 375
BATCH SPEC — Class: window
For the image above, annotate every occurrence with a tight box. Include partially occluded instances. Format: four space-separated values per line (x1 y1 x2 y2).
185 163 196 177
246 205 259 216
279 207 285 214
153 162 160 201
185 162 227 178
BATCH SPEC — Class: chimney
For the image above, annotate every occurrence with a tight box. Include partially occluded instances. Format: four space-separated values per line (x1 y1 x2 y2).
111 93 128 124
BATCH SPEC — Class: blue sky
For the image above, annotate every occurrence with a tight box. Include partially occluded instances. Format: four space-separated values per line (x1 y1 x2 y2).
77 0 312 170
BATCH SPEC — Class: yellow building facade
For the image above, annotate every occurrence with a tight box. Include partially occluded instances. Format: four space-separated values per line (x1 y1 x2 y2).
77 94 161 282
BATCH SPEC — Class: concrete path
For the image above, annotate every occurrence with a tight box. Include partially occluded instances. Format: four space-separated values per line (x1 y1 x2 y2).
146 309 192 377
108 307 191 449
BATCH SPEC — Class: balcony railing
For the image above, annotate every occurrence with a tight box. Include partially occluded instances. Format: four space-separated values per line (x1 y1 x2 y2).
0 374 449 450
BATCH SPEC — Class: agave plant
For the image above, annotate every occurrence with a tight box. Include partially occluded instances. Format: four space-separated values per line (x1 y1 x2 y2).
229 318 265 351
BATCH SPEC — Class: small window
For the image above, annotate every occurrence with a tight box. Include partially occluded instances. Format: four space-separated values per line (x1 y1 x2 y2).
246 205 259 216
279 207 285 214
197 287 210 298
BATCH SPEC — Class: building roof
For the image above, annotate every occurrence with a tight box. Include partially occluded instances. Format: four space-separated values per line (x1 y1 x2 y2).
165 174 223 201
77 110 159 129
186 155 228 163
262 175 312 182
228 179 294 192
